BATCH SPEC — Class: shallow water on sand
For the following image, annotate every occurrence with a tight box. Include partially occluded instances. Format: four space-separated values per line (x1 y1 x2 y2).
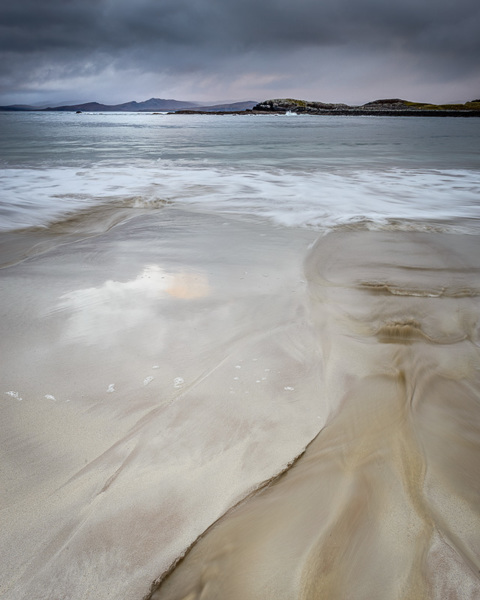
0 210 325 600
2 215 480 600
149 230 480 600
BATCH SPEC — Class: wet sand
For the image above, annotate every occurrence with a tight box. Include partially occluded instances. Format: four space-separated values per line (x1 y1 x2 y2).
1 211 480 599
0 208 321 599
149 230 480 600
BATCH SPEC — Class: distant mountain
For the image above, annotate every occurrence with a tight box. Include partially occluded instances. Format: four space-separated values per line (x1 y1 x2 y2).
0 98 258 112
0 99 89 110
0 104 36 111
40 98 200 112
186 101 258 112
115 98 200 111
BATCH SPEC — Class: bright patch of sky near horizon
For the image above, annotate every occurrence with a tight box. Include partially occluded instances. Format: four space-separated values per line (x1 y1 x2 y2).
0 0 479 105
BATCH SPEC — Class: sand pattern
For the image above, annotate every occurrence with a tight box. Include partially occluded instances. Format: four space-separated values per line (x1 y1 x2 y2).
148 231 480 600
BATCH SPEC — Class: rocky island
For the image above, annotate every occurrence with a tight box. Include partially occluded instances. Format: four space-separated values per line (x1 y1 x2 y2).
249 97 480 116
175 97 480 116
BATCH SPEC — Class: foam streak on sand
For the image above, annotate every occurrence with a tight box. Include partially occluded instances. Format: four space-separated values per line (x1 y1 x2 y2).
148 230 480 600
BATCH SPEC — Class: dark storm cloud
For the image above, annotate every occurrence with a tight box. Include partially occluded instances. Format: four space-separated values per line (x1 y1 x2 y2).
1 0 479 103
0 0 212 52
2 0 479 53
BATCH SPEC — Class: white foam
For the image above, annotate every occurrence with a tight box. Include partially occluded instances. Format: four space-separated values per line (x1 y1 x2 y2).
173 377 184 388
107 384 115 393
143 376 154 386
5 391 22 401
2 163 480 233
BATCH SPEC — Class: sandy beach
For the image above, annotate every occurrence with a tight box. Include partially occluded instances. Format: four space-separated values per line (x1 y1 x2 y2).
0 207 323 599
149 227 480 599
1 204 479 599
1 111 480 600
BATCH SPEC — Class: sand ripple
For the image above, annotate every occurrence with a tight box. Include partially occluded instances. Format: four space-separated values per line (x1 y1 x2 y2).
149 231 480 600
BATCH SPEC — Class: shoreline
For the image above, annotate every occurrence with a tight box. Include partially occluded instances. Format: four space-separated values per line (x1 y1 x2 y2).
2 108 479 117
172 108 480 117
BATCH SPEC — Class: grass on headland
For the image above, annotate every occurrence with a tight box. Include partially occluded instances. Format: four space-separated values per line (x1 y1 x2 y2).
404 101 480 111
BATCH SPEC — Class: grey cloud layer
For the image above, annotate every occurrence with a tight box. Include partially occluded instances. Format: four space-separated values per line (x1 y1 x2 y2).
2 0 479 52
1 0 479 101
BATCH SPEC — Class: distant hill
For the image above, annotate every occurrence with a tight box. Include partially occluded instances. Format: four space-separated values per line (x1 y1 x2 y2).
42 98 200 112
185 101 258 112
0 98 259 113
0 98 199 112
0 104 36 111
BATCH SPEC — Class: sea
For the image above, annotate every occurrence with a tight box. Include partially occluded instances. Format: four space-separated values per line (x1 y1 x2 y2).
1 111 480 235
1 111 480 600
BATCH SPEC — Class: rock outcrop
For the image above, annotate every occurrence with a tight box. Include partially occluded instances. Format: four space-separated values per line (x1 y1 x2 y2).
253 98 350 113
252 98 480 116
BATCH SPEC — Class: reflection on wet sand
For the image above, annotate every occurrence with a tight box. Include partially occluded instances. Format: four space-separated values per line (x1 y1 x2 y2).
149 231 480 600
57 265 210 345
0 211 323 600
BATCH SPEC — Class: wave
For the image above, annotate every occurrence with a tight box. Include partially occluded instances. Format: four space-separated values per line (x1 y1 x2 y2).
1 164 480 235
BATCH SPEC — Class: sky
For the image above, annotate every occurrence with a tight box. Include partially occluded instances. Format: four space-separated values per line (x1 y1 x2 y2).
0 0 479 106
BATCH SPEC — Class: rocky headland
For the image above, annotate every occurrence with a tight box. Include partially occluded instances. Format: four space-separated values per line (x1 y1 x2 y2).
249 97 480 116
